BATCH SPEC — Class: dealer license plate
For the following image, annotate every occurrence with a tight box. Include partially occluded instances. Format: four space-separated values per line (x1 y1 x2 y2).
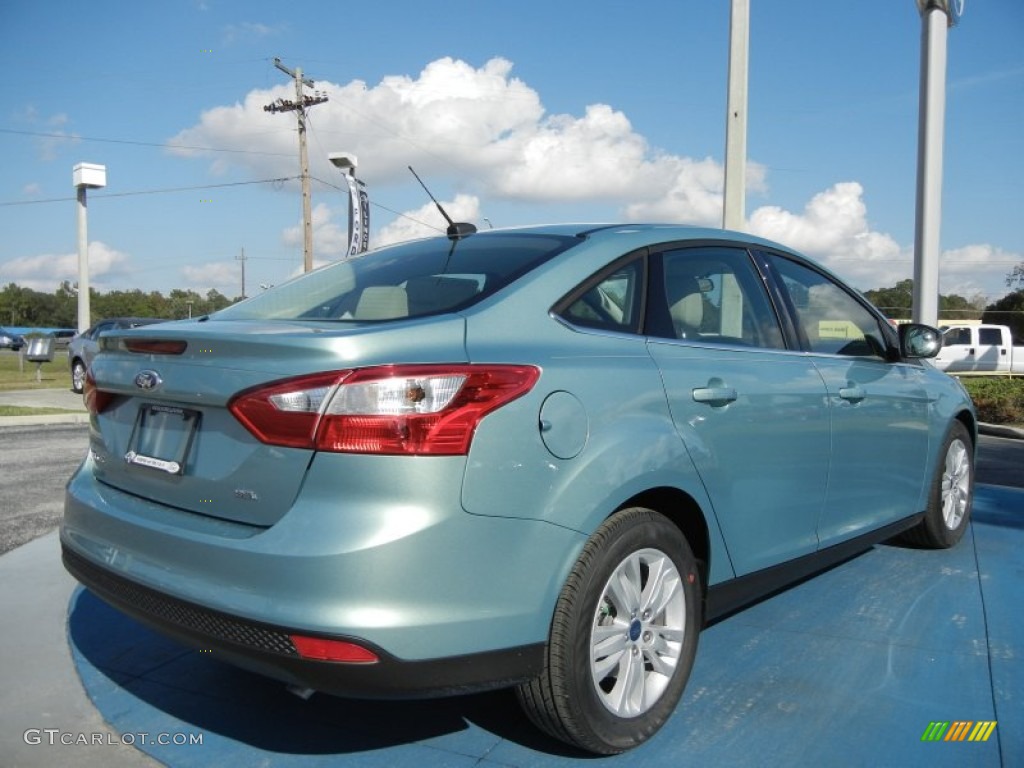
124 404 200 475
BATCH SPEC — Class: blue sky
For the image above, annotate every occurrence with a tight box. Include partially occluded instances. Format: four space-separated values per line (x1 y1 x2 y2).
1 0 1022 304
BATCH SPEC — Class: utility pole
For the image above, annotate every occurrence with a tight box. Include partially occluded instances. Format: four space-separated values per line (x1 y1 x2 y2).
236 247 247 299
264 58 328 273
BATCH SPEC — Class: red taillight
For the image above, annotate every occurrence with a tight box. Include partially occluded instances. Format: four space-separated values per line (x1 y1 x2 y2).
229 364 540 455
83 370 115 415
229 371 347 449
289 635 378 663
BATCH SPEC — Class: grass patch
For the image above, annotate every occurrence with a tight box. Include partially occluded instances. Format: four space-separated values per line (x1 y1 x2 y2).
0 351 72 391
0 405 82 417
959 376 1024 426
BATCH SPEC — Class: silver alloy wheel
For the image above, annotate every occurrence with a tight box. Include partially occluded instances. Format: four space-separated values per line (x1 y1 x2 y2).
589 547 686 717
72 360 86 393
941 437 971 530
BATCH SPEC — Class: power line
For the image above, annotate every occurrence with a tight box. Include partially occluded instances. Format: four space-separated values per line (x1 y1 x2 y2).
0 177 297 207
0 128 294 157
310 175 443 234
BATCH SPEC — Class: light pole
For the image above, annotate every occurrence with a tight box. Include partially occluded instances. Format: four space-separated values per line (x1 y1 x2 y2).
912 0 963 326
73 163 106 333
723 0 750 231
329 152 370 257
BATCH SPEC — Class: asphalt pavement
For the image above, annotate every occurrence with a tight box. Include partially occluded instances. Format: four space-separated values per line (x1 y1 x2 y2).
1 388 1021 766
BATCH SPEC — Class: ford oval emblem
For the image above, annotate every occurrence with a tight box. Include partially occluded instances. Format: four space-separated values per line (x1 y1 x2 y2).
134 370 162 390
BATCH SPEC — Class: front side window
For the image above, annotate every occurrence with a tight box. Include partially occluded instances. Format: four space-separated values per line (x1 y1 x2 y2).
943 327 972 346
767 254 888 359
656 246 785 349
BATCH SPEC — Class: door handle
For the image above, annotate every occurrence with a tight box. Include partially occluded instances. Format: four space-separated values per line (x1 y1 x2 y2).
839 386 866 402
692 386 738 406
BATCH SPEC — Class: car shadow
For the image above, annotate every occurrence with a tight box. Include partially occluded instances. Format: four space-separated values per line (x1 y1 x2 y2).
68 588 586 758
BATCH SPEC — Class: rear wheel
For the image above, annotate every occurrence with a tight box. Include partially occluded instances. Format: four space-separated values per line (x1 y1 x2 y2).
71 359 86 394
901 421 974 548
517 507 701 754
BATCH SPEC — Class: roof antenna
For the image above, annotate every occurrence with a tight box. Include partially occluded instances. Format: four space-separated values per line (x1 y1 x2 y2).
408 166 477 239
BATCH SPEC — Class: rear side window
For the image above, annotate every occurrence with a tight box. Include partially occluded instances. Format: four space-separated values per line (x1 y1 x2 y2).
560 259 645 333
978 327 1003 345
216 233 579 322
654 246 785 349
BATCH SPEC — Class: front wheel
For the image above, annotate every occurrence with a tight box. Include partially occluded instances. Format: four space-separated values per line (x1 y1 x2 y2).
516 507 701 754
901 421 974 548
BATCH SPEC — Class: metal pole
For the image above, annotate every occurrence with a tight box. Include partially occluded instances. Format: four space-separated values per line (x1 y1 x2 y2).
912 4 952 326
723 0 749 231
76 186 90 333
236 247 247 299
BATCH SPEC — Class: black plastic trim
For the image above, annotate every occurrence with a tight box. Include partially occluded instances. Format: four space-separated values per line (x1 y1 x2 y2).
705 512 925 624
63 545 545 699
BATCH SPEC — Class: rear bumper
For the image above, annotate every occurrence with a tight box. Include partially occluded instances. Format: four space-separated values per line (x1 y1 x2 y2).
63 545 544 698
61 455 584 694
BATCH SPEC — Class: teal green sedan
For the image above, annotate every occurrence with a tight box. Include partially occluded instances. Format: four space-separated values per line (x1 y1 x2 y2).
61 224 975 754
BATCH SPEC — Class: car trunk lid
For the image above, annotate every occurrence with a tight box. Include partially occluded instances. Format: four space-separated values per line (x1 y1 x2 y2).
85 317 467 526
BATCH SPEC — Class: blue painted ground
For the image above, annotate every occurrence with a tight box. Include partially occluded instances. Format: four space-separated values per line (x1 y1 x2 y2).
69 485 1023 767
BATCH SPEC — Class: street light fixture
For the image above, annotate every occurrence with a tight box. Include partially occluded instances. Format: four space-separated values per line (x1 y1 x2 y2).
329 152 370 256
328 152 358 176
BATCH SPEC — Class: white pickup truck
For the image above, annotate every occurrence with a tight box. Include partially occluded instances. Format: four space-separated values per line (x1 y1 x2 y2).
932 324 1024 374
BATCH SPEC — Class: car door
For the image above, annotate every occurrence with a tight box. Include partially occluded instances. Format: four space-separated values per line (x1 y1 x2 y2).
761 252 931 545
646 244 830 576
936 326 976 372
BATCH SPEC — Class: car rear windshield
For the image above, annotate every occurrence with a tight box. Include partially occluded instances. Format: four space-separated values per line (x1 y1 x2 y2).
215 233 580 322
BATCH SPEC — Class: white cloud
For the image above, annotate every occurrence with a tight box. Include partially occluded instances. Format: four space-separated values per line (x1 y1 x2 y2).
938 244 1022 300
17 108 80 161
375 194 482 246
181 262 242 297
168 56 730 218
747 182 908 289
279 195 482 261
1 242 130 291
282 203 352 257
168 56 1017 301
744 182 1021 298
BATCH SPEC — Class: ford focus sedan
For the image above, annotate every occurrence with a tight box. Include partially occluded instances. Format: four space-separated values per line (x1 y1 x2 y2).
62 224 975 754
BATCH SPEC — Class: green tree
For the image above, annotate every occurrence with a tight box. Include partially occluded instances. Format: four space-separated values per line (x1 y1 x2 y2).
983 290 1024 345
1007 262 1024 291
863 279 913 319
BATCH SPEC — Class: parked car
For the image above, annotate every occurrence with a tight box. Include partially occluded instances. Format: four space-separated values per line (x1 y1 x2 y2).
0 326 25 351
61 225 975 754
51 328 77 350
933 323 1024 374
68 317 167 393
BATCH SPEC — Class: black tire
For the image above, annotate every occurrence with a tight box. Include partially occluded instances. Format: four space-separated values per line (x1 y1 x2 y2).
71 359 86 394
516 507 701 754
901 421 974 549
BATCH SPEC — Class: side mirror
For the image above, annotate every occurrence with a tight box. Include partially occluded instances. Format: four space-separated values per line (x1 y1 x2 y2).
898 323 942 359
